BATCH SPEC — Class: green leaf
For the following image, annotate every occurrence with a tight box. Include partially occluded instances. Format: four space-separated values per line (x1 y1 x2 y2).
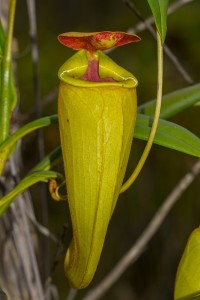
174 228 200 300
31 146 62 172
1 110 199 177
0 147 63 215
0 170 63 216
0 115 58 174
138 83 200 119
135 114 200 157
0 114 58 152
147 0 169 42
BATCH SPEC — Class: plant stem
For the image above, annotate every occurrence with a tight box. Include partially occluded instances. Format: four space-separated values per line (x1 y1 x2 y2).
0 0 16 143
120 31 163 193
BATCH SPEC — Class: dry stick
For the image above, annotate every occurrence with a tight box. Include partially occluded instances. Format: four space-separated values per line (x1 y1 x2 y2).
41 87 58 111
26 203 59 243
26 0 50 280
26 0 41 119
10 156 45 300
128 0 195 35
66 289 78 300
83 159 200 300
22 87 58 123
124 0 194 84
44 224 68 299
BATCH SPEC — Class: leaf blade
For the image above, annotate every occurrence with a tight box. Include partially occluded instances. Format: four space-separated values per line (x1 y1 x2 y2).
135 114 200 157
147 0 169 42
174 228 200 300
0 170 63 216
0 115 58 174
138 83 200 119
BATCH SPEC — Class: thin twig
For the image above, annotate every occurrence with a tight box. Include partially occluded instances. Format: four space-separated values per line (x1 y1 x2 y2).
44 282 59 300
41 87 58 110
26 0 41 119
26 0 50 279
50 224 68 276
44 224 68 299
123 0 194 84
28 87 58 118
9 156 45 300
83 159 200 300
127 0 195 35
26 203 59 244
66 289 78 300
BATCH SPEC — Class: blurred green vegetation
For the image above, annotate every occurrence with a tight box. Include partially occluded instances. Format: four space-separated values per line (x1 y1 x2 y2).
12 0 200 299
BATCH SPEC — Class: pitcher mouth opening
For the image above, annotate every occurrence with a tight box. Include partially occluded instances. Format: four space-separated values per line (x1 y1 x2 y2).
58 49 138 88
80 53 116 82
